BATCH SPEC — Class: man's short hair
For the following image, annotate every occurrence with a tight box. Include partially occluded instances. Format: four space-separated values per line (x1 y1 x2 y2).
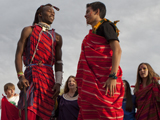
86 2 106 19
4 83 15 92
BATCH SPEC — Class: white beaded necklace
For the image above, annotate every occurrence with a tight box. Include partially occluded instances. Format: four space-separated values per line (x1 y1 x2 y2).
37 22 50 31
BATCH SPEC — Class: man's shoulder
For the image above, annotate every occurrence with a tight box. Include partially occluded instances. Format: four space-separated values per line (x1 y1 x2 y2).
21 26 33 35
23 26 32 32
98 21 117 34
55 32 62 43
103 21 116 29
20 26 33 38
55 32 62 37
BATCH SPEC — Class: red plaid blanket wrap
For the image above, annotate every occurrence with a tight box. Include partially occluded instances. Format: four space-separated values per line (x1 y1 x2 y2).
135 77 160 120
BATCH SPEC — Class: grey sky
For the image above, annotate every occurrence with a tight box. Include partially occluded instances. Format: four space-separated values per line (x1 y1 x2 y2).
0 0 160 96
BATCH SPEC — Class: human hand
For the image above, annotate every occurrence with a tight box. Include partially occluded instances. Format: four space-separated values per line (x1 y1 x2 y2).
17 76 29 90
103 77 117 96
14 93 19 96
52 83 60 99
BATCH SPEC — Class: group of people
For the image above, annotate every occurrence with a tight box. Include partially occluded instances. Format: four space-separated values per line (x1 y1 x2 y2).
1 1 160 120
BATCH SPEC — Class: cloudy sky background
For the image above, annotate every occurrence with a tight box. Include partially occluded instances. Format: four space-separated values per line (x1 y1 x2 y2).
0 0 160 96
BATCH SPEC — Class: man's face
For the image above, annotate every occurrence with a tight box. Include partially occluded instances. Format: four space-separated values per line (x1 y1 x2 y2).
85 7 98 25
5 89 15 98
40 6 55 25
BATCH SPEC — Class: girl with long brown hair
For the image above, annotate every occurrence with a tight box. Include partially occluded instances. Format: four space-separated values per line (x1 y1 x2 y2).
134 62 160 120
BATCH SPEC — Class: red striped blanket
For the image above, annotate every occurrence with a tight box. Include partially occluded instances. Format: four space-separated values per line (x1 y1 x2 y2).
18 25 56 120
135 77 160 120
1 96 20 120
76 30 124 120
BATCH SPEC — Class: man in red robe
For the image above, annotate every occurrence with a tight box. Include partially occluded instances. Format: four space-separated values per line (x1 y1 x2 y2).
15 4 63 120
75 2 124 120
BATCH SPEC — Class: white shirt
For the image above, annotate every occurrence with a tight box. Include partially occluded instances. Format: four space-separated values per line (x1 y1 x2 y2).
6 95 19 106
0 95 19 109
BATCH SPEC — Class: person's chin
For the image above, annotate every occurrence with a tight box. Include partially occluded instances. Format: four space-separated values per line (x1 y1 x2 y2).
141 76 148 79
86 22 90 26
50 21 54 24
46 21 53 25
86 21 90 24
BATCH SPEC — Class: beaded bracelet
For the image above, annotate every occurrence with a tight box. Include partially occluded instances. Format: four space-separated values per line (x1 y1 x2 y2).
17 72 24 78
109 72 117 79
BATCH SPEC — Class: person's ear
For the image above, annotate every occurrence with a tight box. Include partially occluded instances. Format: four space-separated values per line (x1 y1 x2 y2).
38 13 42 17
97 9 100 15
38 13 42 21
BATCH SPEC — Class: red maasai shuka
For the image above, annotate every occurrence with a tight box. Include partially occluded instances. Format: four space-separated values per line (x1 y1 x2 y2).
18 25 56 120
76 30 124 120
1 96 20 120
135 77 160 120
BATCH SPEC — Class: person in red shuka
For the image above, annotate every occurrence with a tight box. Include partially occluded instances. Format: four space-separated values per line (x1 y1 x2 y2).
15 3 63 120
75 1 124 120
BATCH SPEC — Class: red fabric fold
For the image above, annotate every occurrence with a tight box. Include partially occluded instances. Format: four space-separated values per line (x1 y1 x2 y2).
76 30 124 120
18 25 56 119
135 77 160 120
1 96 20 120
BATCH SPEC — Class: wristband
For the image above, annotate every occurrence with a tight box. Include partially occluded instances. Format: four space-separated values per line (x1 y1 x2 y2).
55 71 63 85
109 72 117 79
17 72 24 78
56 60 63 64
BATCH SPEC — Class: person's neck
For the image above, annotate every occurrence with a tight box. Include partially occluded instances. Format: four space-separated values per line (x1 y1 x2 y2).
37 22 51 31
68 88 77 95
7 95 13 99
142 78 148 87
91 18 103 29
39 22 50 26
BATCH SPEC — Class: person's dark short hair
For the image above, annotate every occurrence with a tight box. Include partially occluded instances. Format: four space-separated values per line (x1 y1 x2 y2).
86 1 106 19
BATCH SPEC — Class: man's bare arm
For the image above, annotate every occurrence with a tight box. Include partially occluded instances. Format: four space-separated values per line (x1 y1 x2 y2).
52 33 63 99
15 26 32 90
55 33 63 72
103 40 122 96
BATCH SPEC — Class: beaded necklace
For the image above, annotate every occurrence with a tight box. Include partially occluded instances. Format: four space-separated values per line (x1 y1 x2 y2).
92 18 120 37
92 18 106 34
37 22 50 31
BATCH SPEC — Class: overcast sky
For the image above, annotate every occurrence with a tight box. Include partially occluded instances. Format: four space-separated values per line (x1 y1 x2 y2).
0 0 160 96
